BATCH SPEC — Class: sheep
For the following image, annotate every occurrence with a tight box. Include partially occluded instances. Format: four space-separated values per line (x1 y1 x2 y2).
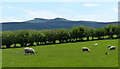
24 47 36 55
109 46 116 50
107 45 111 48
82 47 90 52
94 43 98 46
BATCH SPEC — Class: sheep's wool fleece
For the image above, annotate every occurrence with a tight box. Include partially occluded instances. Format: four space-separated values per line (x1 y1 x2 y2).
24 47 35 52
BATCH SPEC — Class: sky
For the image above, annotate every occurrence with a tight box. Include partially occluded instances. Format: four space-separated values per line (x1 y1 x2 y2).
0 0 119 22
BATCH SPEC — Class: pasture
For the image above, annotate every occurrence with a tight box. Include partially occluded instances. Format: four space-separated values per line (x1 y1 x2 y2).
2 39 118 67
0 49 2 68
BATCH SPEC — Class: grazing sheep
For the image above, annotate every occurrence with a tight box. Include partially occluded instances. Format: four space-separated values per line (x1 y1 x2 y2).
107 45 111 48
109 46 116 50
82 47 90 52
94 43 98 46
24 47 36 55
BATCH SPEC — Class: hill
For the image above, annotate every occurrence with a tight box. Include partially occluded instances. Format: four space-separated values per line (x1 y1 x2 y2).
1 18 119 31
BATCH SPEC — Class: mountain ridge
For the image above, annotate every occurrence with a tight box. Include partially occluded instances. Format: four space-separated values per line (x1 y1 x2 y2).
2 17 116 23
1 18 119 31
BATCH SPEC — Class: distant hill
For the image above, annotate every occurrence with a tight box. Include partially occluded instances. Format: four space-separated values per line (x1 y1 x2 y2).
1 18 119 31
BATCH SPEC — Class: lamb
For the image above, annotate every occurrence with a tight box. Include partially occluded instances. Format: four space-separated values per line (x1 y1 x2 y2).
109 46 116 50
24 47 36 55
94 43 98 46
82 47 90 52
107 45 111 48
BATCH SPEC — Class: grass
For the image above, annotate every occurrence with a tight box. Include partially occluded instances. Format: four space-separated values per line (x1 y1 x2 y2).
0 49 2 68
2 39 118 67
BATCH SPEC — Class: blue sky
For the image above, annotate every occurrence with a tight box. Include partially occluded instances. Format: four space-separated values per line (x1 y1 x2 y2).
0 1 118 22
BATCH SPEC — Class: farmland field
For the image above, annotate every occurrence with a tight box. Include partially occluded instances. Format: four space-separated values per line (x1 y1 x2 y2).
0 49 2 68
2 39 118 67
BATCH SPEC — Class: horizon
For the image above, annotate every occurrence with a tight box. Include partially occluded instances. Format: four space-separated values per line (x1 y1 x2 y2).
0 17 119 23
0 1 118 22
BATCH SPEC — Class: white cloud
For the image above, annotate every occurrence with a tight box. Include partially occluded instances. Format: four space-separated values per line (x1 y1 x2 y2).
24 9 65 19
77 14 100 18
113 7 118 12
1 0 119 2
75 14 100 21
1 7 66 22
8 6 14 9
75 14 117 22
84 4 99 7
1 5 118 22
0 18 24 22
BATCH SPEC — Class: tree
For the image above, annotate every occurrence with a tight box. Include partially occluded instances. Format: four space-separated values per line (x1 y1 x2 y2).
2 31 14 48
27 30 38 46
42 30 57 44
14 30 29 47
34 31 46 45
84 27 94 40
114 25 120 38
105 24 116 39
94 28 106 39
71 26 84 41
55 29 70 43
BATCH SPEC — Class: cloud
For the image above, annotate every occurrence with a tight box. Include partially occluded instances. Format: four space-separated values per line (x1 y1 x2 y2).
113 7 118 12
77 14 100 18
1 6 66 22
1 18 24 22
83 4 99 7
75 14 100 21
8 6 14 9
75 14 117 22
24 9 65 19
1 0 119 2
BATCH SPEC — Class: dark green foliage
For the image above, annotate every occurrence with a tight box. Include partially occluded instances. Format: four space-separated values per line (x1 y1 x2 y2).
42 30 57 44
27 30 38 46
1 24 120 48
34 31 46 45
114 25 120 38
105 24 116 38
2 31 14 48
55 29 70 43
71 26 84 41
94 28 106 39
14 30 29 47
84 27 94 40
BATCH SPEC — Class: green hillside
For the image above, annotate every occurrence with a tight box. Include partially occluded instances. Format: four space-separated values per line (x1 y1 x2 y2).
2 39 118 67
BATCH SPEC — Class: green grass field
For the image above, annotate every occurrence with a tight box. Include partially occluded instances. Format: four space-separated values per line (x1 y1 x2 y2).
2 39 118 67
0 49 2 68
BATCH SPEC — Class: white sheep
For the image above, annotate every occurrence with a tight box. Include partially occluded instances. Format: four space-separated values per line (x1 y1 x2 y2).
24 47 36 55
109 46 116 50
94 43 98 46
107 45 111 48
82 47 90 52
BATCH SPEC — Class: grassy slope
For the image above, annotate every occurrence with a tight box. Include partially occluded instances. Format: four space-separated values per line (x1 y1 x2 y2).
0 49 2 68
2 39 118 67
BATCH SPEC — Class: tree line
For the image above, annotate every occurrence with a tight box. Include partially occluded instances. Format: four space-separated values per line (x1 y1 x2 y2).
1 24 120 48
